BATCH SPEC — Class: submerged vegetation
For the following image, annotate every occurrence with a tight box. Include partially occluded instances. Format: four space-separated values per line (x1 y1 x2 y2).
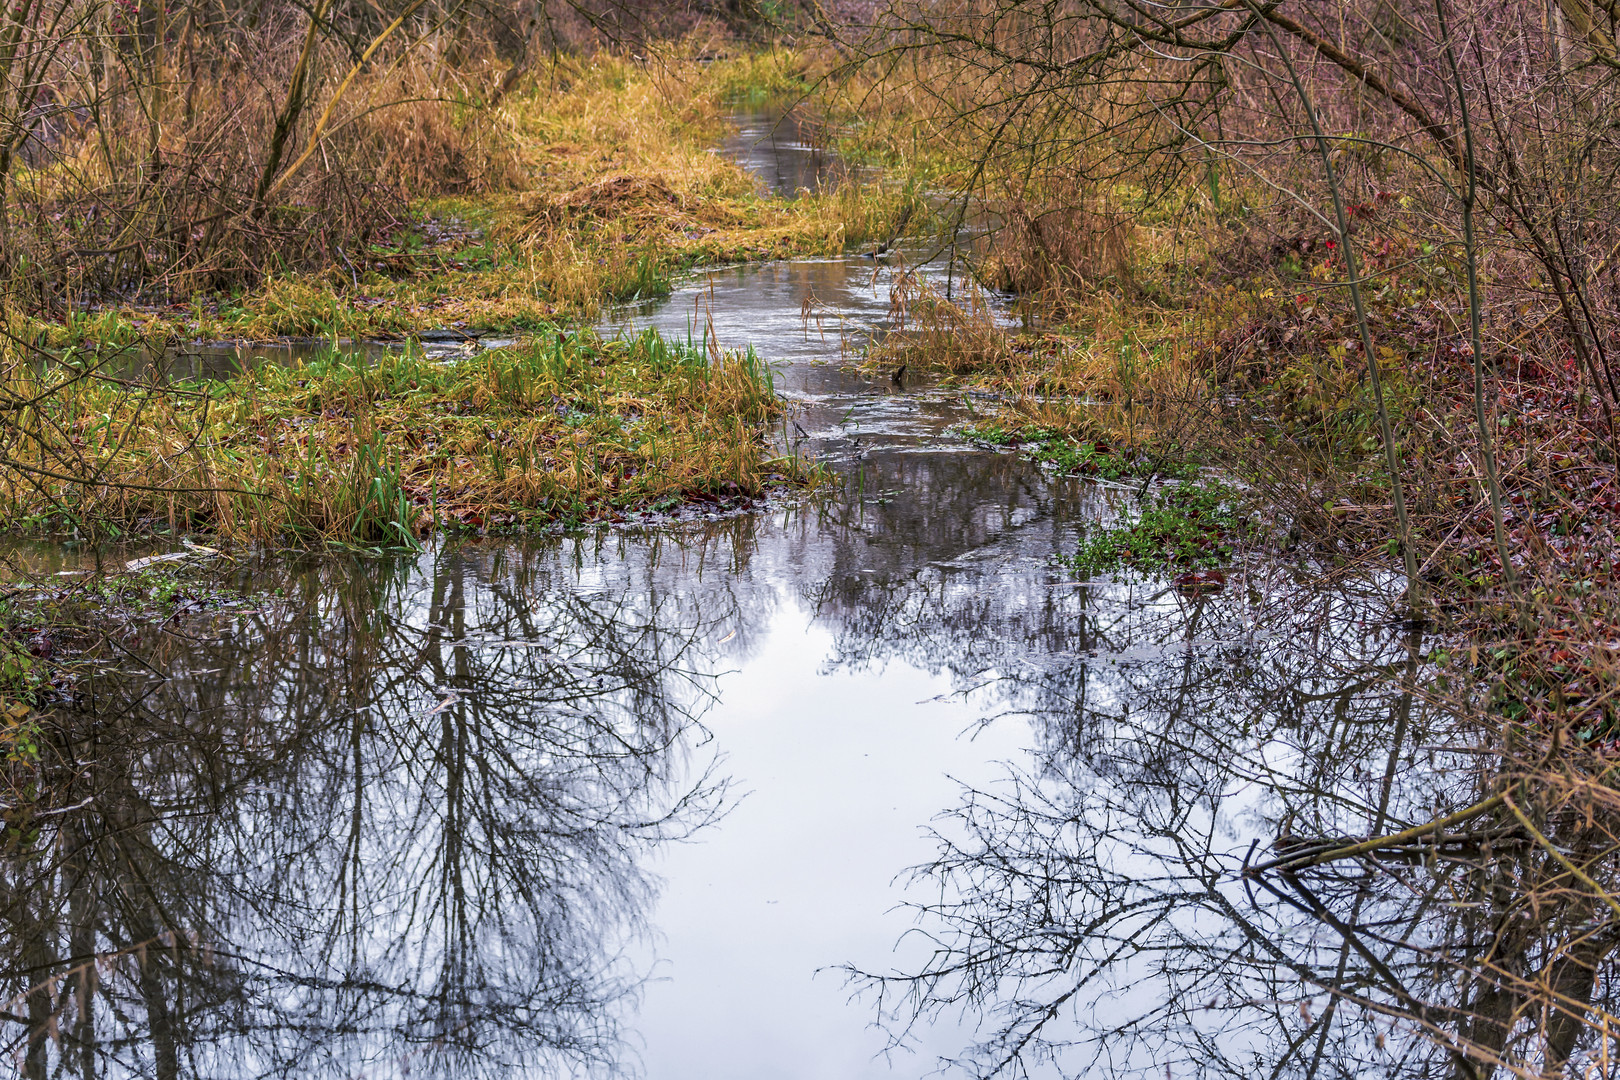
965 422 1196 481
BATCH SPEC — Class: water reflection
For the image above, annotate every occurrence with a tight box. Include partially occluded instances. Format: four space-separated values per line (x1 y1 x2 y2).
847 566 1620 1080
843 575 1423 1067
594 217 1599 1079
722 111 835 197
1 107 1578 1080
43 330 510 389
3 495 1555 1080
1 547 730 1078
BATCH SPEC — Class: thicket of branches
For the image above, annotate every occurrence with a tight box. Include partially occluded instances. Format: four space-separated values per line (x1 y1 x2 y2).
0 0 780 310
825 1 1620 1077
833 0 1620 587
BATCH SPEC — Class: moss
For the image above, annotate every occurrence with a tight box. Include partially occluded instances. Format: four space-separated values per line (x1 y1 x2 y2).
966 421 1198 480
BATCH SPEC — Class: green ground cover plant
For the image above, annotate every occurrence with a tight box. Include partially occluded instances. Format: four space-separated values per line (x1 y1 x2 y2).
0 329 812 544
1068 479 1245 580
965 422 1197 481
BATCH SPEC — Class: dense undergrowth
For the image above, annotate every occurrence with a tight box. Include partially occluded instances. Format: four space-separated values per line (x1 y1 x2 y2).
831 45 1613 603
16 49 918 345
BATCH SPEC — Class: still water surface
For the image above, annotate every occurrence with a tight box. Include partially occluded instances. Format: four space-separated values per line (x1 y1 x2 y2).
0 114 1458 1080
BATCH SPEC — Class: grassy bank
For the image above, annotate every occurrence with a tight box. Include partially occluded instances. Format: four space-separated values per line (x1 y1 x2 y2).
1 329 810 545
0 46 931 547
23 50 919 347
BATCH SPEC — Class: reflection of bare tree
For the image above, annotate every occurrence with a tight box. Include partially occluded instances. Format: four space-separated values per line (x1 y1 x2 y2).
5 457 1605 1080
793 443 1103 685
735 443 1620 1080
842 571 1620 1080
0 543 736 1079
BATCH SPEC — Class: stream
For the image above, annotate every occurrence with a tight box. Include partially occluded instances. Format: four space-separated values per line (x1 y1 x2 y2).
0 115 1478 1080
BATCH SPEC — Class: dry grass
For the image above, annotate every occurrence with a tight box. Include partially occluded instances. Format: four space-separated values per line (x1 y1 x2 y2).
977 189 1136 298
7 25 524 307
22 50 922 345
863 269 1017 377
0 329 813 543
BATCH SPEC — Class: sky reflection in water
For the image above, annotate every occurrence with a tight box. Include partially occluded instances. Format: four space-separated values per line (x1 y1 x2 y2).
0 112 1454 1080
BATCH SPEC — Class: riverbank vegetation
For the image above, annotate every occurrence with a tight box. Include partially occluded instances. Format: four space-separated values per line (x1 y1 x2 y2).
816 2 1620 1077
0 5 913 546
2 329 804 543
825 0 1620 624
5 0 1620 1076
7 46 913 344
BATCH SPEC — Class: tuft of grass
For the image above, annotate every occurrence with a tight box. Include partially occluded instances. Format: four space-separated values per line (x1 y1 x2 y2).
1070 480 1246 579
0 328 816 544
864 272 1013 378
707 48 816 106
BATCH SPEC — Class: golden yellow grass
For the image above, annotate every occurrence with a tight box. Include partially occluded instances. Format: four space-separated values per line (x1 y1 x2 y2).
33 51 919 346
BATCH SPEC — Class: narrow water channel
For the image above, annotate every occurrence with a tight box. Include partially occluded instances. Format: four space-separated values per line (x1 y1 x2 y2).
0 115 1469 1080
